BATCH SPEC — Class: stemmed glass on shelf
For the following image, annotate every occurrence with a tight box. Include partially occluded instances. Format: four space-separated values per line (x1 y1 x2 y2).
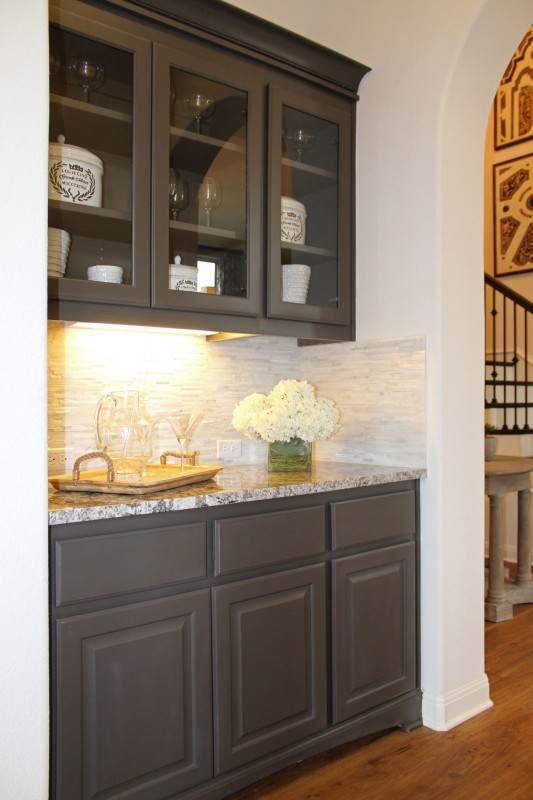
186 92 215 134
68 52 105 103
286 128 315 162
169 168 189 221
198 176 221 228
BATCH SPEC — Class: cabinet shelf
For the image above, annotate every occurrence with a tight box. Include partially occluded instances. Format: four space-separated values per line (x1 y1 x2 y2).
48 200 132 241
170 126 245 155
170 220 245 248
170 126 245 175
50 94 133 157
282 242 336 259
281 157 336 181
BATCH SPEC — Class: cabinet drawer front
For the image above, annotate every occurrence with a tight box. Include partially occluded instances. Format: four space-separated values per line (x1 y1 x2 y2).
331 490 416 551
55 522 207 606
214 506 326 575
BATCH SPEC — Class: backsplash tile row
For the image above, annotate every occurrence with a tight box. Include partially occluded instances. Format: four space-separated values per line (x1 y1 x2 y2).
48 322 425 472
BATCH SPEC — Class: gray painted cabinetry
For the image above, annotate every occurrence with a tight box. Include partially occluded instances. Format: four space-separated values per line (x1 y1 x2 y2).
47 0 369 340
50 481 420 800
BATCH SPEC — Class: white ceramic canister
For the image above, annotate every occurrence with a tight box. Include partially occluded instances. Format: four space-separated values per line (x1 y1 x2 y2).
48 134 103 206
169 255 198 291
281 196 307 245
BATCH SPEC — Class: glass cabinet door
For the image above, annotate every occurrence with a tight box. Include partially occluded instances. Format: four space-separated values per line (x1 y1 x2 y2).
152 42 262 318
268 83 353 328
48 7 151 306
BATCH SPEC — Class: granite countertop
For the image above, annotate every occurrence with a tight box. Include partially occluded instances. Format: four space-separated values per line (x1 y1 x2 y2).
48 462 426 525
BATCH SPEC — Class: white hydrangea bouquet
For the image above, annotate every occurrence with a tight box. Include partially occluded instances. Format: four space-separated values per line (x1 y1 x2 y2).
232 379 339 471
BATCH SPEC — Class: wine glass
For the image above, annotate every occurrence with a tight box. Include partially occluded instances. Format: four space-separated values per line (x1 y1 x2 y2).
198 176 221 227
68 52 105 103
169 169 189 221
167 411 202 472
186 92 215 133
286 128 314 162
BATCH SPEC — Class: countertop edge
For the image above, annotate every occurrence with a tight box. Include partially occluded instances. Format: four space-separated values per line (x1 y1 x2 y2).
48 463 427 525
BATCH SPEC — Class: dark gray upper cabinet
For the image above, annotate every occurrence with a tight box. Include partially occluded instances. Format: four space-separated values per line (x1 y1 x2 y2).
48 0 369 340
151 38 264 319
267 80 353 329
48 5 152 307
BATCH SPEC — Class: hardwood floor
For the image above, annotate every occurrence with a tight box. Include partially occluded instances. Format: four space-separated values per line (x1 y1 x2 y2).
227 604 533 800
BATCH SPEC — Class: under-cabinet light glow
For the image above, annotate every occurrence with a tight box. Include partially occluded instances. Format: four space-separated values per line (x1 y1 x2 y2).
69 322 218 336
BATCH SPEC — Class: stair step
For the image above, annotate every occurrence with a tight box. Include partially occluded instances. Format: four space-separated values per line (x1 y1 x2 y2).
489 427 532 434
485 401 533 409
485 380 533 387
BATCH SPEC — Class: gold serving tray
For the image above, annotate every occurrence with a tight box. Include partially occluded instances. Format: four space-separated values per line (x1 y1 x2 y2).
49 464 223 495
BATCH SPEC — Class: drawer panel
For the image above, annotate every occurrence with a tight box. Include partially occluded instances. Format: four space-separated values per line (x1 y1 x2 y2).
55 522 207 606
331 490 416 551
214 506 326 576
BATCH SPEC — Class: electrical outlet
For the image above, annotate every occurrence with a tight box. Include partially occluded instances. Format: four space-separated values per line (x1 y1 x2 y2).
48 447 72 471
216 439 242 458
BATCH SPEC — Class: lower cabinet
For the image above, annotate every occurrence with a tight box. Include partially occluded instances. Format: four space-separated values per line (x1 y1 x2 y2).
213 564 327 774
50 482 420 800
54 591 212 800
332 542 416 724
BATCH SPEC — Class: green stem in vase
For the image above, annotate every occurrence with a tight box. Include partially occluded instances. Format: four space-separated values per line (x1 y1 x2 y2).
268 437 312 472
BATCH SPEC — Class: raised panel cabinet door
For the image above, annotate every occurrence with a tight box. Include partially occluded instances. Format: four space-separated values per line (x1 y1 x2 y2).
332 542 417 724
213 564 327 775
54 590 212 800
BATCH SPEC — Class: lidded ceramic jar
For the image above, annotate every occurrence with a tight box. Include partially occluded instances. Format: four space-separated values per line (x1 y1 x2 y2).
48 134 103 206
169 255 198 291
281 196 306 244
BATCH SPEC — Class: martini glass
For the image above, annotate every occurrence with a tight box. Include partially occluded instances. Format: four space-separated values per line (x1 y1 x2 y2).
167 411 202 471
68 52 105 102
286 128 314 162
186 93 215 133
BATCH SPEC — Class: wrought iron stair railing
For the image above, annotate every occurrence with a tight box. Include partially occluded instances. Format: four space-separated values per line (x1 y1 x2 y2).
485 272 533 433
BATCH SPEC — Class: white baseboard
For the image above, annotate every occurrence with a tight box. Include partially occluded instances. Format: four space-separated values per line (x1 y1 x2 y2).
422 673 493 731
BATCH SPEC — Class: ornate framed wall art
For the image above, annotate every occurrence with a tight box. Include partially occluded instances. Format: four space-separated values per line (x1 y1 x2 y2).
494 27 533 150
493 154 533 276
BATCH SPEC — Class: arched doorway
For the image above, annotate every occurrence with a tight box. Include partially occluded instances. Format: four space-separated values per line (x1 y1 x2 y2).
420 1 533 730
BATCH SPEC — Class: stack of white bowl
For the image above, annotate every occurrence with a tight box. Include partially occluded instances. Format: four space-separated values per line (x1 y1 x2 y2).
282 264 311 304
87 265 124 284
48 228 70 277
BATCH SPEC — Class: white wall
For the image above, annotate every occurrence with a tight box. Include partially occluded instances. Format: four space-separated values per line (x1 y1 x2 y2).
226 0 532 728
0 1 49 798
2 1 533 796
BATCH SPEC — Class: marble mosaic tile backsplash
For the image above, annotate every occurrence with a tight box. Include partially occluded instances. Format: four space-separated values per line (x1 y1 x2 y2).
48 322 425 472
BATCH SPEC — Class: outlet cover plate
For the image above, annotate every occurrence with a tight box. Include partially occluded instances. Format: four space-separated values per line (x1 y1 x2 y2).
217 439 242 458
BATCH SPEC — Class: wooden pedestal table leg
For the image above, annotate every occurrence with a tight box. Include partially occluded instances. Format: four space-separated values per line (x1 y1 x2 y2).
485 492 513 622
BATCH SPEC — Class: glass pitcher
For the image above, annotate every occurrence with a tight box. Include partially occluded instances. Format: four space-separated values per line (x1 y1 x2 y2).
94 390 154 481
